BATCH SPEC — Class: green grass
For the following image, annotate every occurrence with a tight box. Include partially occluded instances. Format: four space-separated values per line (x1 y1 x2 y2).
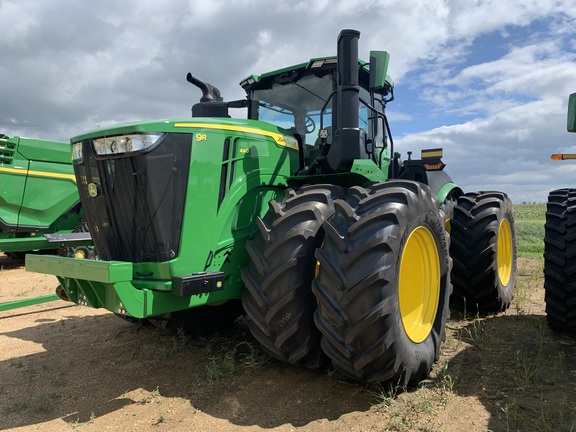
514 203 546 258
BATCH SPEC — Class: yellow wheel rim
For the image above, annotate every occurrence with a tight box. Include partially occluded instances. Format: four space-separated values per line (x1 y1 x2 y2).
398 226 441 343
74 249 86 259
497 219 513 286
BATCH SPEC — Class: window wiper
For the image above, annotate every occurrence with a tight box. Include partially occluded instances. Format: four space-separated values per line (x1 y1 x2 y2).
283 76 326 103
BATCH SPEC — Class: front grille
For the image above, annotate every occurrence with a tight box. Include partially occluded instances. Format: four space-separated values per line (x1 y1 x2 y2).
75 133 192 262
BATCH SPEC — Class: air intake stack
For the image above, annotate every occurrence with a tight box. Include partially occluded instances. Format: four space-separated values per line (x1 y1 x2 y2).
326 29 366 172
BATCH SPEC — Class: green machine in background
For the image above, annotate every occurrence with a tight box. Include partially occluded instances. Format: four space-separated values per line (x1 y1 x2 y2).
0 134 90 257
544 92 576 334
27 30 517 385
0 133 91 312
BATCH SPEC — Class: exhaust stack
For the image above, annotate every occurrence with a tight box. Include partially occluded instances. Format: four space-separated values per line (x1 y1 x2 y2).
326 29 366 172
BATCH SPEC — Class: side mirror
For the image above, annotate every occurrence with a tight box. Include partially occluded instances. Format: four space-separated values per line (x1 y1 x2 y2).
568 92 576 133
369 50 390 91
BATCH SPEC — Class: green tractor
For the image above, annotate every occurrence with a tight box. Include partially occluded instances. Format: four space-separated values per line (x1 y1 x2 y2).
0 134 90 259
544 92 576 334
27 30 517 385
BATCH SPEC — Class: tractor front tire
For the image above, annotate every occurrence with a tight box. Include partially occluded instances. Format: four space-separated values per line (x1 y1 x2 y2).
450 192 517 313
544 188 576 333
313 180 452 385
241 185 344 369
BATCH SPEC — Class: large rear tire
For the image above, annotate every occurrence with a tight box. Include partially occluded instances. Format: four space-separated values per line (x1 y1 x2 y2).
241 185 344 368
313 180 452 385
544 188 576 333
450 192 517 313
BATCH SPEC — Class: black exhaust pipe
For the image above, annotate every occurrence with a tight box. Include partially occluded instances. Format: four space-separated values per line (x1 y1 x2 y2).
326 29 366 172
186 72 229 118
336 29 360 131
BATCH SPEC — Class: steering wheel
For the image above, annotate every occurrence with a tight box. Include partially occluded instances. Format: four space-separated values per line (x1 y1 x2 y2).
304 116 316 134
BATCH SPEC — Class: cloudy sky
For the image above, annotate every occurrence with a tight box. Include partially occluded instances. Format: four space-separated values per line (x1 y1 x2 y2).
1 0 576 203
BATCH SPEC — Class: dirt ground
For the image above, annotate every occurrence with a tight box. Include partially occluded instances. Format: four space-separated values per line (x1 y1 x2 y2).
0 254 575 432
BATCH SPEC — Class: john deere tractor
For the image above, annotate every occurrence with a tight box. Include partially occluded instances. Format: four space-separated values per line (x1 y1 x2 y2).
27 30 517 385
0 134 90 259
544 92 576 334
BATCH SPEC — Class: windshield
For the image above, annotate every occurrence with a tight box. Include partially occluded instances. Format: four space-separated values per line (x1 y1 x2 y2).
252 73 333 144
248 69 382 166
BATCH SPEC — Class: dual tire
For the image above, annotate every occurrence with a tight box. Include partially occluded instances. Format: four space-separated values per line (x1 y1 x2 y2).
242 180 452 384
313 180 452 385
242 184 517 384
450 192 517 313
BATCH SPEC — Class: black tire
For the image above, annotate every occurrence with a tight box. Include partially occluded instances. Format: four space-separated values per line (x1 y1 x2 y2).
241 185 345 368
6 252 26 260
544 188 576 333
114 313 150 326
440 195 457 233
450 192 517 313
313 180 452 385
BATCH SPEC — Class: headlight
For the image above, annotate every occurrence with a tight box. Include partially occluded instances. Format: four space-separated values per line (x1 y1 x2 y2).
72 142 83 162
92 133 165 156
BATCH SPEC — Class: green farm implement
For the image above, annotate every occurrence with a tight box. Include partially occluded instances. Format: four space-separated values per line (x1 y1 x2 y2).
0 134 91 312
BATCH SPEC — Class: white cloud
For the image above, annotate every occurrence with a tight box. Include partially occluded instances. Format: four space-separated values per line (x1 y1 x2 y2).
396 97 572 202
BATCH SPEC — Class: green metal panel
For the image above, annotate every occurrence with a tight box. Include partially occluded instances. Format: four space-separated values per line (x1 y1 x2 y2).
369 51 390 91
55 275 240 319
436 182 461 205
18 161 78 228
0 135 79 231
17 137 74 164
165 119 296 287
568 92 576 133
0 135 88 255
0 236 58 253
350 159 388 181
0 235 91 253
26 255 132 283
0 294 60 312
0 136 26 226
26 254 239 318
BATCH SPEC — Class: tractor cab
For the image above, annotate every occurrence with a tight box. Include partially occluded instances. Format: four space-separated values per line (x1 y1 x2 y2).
240 54 394 174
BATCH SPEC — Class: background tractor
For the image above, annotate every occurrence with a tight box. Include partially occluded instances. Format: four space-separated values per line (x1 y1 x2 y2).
0 134 90 259
544 92 576 334
27 30 517 386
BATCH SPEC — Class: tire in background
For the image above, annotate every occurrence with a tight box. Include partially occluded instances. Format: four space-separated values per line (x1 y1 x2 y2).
58 219 97 260
313 180 452 385
450 192 517 313
544 188 576 333
241 185 345 369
